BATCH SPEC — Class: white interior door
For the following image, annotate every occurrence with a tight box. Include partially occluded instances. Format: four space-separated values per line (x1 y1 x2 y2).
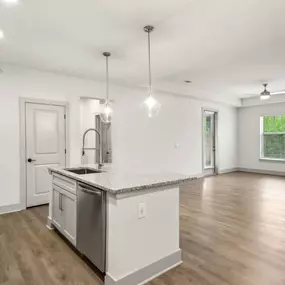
26 103 66 207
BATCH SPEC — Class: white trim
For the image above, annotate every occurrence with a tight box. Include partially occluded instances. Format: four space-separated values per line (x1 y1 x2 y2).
19 97 69 210
138 261 182 285
203 168 216 177
204 166 214 170
237 167 285 176
0 203 23 215
259 157 285 163
105 249 182 285
260 114 285 159
46 216 55 230
263 132 285 135
218 168 239 174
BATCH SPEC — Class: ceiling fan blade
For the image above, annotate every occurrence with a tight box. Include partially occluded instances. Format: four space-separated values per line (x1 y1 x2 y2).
271 90 285 95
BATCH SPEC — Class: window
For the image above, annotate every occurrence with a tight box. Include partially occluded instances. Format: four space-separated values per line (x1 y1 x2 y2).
260 115 285 160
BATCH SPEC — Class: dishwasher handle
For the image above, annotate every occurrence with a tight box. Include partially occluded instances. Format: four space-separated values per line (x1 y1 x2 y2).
78 183 102 196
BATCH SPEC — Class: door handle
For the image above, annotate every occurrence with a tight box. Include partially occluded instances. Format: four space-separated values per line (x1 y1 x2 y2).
27 158 36 163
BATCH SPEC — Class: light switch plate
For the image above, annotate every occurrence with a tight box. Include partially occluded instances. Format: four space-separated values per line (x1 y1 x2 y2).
138 202 146 219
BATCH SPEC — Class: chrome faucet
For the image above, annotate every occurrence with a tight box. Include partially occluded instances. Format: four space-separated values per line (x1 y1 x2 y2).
82 128 103 168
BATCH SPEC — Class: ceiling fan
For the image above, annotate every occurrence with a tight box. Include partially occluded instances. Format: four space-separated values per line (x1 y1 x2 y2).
260 83 285 100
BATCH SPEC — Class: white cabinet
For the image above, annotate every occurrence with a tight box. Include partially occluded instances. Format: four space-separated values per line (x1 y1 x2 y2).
52 187 64 230
52 184 77 246
62 193 77 245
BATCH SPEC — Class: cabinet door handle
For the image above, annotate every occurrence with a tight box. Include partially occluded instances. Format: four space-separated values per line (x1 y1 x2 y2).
59 193 63 211
61 194 64 211
59 193 61 211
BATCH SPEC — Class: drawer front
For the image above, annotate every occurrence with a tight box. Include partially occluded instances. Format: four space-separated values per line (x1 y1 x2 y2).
53 173 76 194
53 184 76 200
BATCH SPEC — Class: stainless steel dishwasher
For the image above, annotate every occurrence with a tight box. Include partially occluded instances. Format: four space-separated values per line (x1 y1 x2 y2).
77 182 106 273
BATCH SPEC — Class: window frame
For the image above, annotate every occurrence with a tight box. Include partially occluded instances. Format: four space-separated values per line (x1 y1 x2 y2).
260 115 285 162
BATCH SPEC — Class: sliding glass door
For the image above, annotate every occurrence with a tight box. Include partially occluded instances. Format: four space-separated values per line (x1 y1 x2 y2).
203 110 217 176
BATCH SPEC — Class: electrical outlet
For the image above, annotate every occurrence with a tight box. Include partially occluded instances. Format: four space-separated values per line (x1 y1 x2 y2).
138 202 146 219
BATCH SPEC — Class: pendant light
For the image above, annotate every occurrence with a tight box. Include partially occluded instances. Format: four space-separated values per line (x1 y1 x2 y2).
143 25 161 118
100 52 113 123
260 83 271 100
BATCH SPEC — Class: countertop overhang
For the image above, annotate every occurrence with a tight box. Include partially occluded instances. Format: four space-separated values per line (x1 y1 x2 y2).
48 164 196 194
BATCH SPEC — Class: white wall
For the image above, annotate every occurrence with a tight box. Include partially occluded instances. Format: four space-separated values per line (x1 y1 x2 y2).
112 92 238 175
106 186 180 281
0 65 238 208
238 102 285 172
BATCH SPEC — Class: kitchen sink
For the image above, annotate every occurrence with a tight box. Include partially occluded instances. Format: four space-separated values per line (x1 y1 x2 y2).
65 168 103 175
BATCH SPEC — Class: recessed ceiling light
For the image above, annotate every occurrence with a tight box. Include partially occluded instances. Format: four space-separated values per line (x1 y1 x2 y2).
1 0 19 5
0 29 4 40
184 80 192 84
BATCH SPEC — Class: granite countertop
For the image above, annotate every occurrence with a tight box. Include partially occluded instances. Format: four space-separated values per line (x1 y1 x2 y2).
48 164 196 195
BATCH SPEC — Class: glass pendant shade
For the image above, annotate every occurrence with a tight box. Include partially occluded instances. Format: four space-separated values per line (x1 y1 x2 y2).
100 52 113 123
143 96 161 118
100 101 113 123
143 87 161 118
143 25 161 118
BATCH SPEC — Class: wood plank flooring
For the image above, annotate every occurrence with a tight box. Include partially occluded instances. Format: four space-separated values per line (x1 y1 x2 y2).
1 172 285 285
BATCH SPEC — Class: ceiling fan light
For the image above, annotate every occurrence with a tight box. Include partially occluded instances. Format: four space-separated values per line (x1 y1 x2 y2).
260 83 271 100
260 94 270 100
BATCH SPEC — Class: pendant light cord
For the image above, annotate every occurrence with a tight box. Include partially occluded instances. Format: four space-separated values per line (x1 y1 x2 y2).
147 30 152 95
106 55 109 103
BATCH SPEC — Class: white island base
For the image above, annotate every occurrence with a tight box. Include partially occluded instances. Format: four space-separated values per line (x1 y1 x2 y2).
47 166 187 285
105 185 181 285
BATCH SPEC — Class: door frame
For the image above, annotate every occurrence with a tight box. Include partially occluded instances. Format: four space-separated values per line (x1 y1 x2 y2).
19 97 69 210
201 107 219 176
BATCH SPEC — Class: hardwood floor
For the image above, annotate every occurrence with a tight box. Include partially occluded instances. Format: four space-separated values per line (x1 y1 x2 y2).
1 172 285 285
0 205 103 285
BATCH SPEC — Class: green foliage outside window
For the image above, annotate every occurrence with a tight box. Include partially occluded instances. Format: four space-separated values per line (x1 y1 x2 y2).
262 115 285 159
263 115 285 132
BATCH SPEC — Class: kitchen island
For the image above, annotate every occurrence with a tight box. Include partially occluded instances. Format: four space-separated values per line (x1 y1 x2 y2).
48 165 195 285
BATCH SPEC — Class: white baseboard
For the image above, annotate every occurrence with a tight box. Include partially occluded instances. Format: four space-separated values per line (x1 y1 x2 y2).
105 249 182 285
0 203 23 215
139 260 183 285
218 168 239 174
237 167 285 176
46 216 55 230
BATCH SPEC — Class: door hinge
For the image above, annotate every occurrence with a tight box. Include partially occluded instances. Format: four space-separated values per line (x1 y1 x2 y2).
64 114 66 119
65 149 67 154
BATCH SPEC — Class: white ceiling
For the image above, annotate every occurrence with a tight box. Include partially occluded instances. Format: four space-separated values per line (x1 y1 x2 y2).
1 0 285 105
